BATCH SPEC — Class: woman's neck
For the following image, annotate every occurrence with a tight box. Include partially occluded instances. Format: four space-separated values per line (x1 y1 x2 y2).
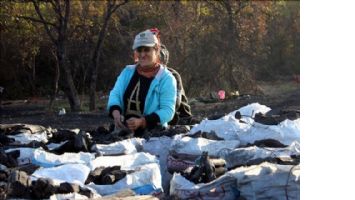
137 63 160 78
138 63 159 71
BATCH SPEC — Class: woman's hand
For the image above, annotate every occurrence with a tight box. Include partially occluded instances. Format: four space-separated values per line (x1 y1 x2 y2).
112 110 125 129
126 117 146 132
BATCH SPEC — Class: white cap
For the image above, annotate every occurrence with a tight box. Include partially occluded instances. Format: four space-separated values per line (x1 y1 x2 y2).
132 30 159 50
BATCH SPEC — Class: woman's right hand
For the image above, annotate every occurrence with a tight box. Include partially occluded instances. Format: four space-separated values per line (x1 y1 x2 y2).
112 110 125 129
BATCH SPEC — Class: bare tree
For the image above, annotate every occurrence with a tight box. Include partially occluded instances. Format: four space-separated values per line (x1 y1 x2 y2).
19 0 81 111
218 0 259 93
88 0 128 110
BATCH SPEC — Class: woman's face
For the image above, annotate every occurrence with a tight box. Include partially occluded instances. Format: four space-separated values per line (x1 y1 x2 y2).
136 46 158 67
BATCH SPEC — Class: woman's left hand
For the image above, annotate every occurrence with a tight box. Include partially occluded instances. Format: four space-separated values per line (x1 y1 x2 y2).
126 117 146 131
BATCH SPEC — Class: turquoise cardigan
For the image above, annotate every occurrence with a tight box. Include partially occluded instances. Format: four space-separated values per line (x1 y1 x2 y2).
107 64 177 127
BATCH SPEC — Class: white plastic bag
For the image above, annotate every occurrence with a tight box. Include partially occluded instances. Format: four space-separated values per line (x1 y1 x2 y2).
87 163 162 196
189 117 244 141
227 162 300 200
91 138 144 156
90 152 158 170
143 136 173 192
8 131 48 144
222 141 300 168
238 119 300 146
169 173 239 200
170 135 240 157
188 103 299 146
32 149 95 168
4 124 50 144
5 147 37 165
189 103 271 140
32 163 91 185
5 147 36 160
228 102 271 122
49 186 101 200
49 193 89 200
1 124 48 135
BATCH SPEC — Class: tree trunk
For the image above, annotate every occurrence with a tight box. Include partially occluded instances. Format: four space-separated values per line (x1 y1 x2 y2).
32 55 36 90
48 50 60 111
88 29 105 110
89 1 123 110
31 0 81 112
89 64 98 110
89 16 110 111
57 42 81 111
224 0 240 90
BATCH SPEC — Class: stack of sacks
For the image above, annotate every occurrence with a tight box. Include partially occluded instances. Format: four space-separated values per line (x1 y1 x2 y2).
170 162 299 200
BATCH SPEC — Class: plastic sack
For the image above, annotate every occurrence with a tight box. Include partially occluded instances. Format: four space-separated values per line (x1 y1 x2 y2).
222 141 300 168
227 162 300 200
170 135 240 157
87 163 162 196
1 124 49 135
238 119 300 146
5 147 36 160
8 131 48 144
49 193 89 200
228 103 271 122
90 152 158 170
32 163 91 185
91 138 145 156
32 149 95 168
189 103 271 141
143 136 173 192
132 184 162 195
169 173 239 200
4 124 50 144
189 103 299 146
5 147 37 165
188 117 245 141
49 186 101 200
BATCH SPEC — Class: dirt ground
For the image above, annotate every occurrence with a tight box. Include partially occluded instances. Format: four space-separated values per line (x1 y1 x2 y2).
0 81 299 131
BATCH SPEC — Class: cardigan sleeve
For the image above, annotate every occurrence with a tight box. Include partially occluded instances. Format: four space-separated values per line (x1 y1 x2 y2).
154 73 177 125
107 68 127 114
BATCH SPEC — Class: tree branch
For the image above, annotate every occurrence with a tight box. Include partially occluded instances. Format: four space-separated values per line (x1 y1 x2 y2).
108 0 128 16
205 1 224 16
55 0 62 16
49 0 63 22
62 0 70 36
31 0 57 44
17 15 56 27
49 1 59 15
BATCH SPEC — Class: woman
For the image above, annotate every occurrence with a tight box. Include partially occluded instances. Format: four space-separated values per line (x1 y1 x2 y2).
107 29 177 136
